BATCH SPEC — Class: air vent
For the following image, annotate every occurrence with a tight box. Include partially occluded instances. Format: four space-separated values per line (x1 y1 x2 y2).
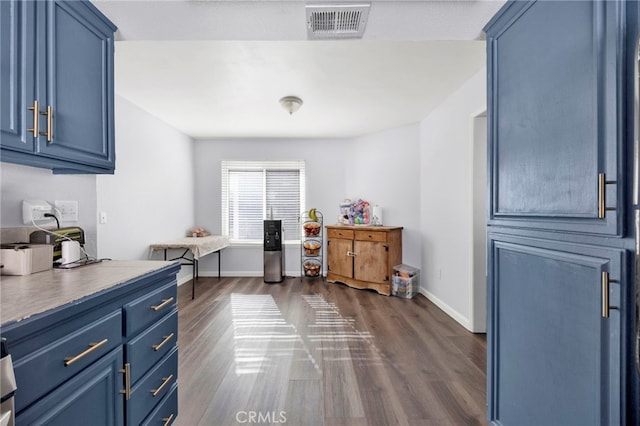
306 2 371 40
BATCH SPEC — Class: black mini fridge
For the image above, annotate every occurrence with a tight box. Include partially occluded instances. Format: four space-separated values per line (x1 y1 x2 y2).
264 220 284 283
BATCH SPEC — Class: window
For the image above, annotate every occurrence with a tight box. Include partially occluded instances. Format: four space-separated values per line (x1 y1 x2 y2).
221 160 305 243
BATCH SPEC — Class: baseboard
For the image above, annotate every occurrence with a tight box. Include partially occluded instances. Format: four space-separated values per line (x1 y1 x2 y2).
177 274 192 287
185 270 306 278
420 288 472 332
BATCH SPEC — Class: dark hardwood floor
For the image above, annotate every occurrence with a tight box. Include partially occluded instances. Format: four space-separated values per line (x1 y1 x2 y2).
174 277 486 426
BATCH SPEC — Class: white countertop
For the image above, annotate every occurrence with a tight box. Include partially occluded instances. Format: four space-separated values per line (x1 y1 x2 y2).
0 260 178 325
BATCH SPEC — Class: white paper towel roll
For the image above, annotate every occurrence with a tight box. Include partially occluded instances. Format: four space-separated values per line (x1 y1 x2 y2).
372 205 383 226
61 240 81 264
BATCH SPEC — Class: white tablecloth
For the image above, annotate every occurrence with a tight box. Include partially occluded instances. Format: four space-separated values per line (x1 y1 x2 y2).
149 236 230 259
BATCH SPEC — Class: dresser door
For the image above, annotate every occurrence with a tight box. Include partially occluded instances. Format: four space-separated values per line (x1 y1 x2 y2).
354 240 388 284
327 238 353 278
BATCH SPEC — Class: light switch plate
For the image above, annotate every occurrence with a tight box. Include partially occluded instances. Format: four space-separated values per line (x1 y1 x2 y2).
55 200 79 222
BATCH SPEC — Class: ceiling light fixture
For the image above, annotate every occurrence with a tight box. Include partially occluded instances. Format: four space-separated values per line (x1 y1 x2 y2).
279 96 303 115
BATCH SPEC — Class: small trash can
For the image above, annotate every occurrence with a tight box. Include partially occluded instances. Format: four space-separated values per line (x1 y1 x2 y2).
392 264 420 298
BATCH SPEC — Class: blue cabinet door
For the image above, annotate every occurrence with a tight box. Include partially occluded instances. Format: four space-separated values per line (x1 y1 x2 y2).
0 0 36 152
488 234 623 426
485 0 622 235
36 0 115 171
16 347 125 426
0 0 115 173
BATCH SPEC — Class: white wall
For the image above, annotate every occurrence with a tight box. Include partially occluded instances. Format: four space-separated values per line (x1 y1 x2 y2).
419 67 486 330
0 163 98 256
471 114 487 332
350 124 422 269
97 96 195 284
193 138 351 276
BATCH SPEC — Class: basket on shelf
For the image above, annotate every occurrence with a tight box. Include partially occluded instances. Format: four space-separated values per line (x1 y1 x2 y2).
303 259 322 277
303 239 321 256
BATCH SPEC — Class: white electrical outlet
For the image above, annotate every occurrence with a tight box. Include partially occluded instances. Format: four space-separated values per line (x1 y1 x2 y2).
22 200 53 224
55 200 79 222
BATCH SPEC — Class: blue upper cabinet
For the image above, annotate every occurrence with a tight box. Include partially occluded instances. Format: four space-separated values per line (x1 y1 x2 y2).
0 0 36 153
0 0 116 174
484 0 622 235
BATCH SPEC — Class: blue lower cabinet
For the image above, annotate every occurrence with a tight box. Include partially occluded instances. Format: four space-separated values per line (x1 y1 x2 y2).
127 348 178 426
16 347 125 426
2 263 180 425
126 310 178 384
141 383 178 426
488 234 623 425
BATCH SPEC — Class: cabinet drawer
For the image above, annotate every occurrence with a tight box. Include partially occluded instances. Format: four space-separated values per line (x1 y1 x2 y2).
124 280 177 337
16 347 124 426
354 230 387 242
13 310 122 412
129 348 178 426
127 310 178 384
141 383 178 426
327 228 354 239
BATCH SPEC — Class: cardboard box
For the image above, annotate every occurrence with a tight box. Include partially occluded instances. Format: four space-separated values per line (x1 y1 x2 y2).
392 264 420 298
1 244 53 276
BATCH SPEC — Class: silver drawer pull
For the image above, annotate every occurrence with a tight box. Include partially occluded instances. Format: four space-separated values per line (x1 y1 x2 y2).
151 297 174 311
64 339 108 366
162 413 175 426
152 333 175 351
151 374 174 397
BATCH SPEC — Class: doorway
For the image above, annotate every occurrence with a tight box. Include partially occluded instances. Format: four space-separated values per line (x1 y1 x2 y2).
471 112 487 333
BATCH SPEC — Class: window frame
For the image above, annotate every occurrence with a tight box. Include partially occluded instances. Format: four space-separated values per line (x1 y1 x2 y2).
221 160 306 245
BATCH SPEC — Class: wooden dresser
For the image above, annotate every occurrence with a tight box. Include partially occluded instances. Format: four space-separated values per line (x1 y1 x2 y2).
325 225 402 295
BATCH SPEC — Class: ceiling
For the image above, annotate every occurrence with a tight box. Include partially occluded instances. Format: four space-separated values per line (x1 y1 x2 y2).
91 1 506 139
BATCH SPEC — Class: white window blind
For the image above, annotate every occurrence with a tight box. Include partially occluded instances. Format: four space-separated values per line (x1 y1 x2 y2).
221 160 306 243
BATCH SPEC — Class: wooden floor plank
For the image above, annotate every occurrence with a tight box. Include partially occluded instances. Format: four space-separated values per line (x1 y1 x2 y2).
283 380 324 426
174 277 486 425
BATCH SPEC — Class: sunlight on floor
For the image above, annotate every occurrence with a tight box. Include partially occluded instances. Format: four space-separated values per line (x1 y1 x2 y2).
230 293 382 376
